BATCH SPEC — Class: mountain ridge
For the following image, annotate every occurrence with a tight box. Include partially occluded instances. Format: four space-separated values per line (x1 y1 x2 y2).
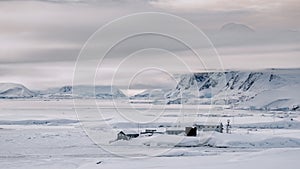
0 83 36 98
165 69 300 110
1 68 299 111
0 84 126 99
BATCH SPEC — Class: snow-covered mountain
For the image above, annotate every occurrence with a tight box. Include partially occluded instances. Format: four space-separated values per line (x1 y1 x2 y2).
165 69 300 110
129 88 172 104
131 89 172 99
0 83 36 98
2 68 299 110
39 85 126 99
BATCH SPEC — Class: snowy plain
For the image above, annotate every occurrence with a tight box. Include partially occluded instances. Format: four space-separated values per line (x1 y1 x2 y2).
1 99 300 169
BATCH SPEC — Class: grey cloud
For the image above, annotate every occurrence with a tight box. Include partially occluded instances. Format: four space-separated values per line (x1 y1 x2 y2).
0 0 299 89
0 49 79 64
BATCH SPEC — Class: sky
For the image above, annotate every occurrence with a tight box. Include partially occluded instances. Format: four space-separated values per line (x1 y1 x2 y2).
0 0 299 90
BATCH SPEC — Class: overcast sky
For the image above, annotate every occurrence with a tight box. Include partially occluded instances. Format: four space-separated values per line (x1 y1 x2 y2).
0 0 299 90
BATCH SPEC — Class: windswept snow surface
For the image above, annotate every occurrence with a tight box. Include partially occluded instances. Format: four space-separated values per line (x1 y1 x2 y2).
1 100 300 169
77 148 300 169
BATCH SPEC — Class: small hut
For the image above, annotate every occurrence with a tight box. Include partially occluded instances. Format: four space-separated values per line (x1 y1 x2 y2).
185 127 197 136
194 123 224 133
166 128 185 135
117 131 139 140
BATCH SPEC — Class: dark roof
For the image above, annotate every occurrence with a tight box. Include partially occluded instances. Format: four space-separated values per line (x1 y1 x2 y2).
118 131 126 135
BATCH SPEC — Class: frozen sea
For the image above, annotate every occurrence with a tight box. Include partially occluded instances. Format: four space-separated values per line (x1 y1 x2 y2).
1 99 300 169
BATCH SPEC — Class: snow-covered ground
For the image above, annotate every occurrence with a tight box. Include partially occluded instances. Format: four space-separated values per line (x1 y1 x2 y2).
1 99 300 169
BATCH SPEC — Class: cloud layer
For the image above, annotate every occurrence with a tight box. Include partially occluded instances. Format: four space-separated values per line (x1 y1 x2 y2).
0 0 299 89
